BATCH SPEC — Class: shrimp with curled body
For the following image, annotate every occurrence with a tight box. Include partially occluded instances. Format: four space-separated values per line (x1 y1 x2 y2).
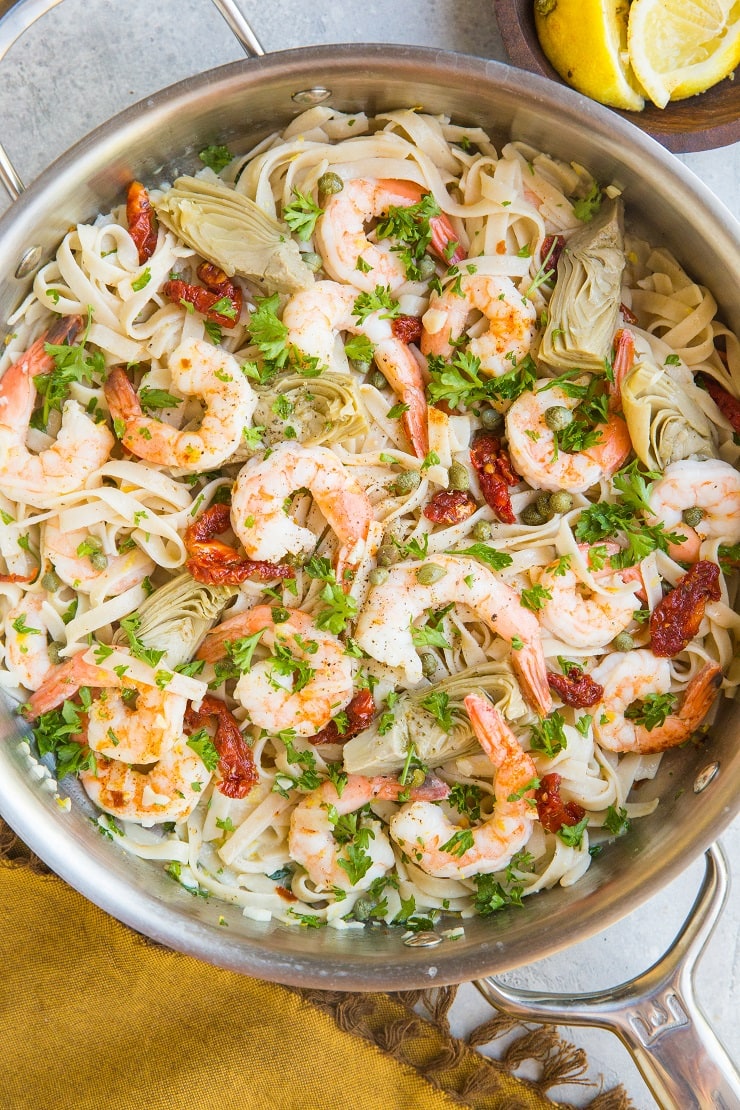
43 521 154 599
230 441 374 573
4 592 55 691
354 554 552 714
282 279 428 456
288 773 449 892
590 648 722 753
536 544 644 650
505 380 631 493
421 273 537 377
104 337 257 473
646 458 740 562
0 315 114 508
315 178 463 293
389 693 538 879
197 604 355 738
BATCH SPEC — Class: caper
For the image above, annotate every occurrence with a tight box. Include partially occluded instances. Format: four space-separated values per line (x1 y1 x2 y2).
352 898 373 922
89 552 108 572
420 651 437 678
283 551 308 568
549 490 574 515
544 405 573 432
41 569 61 592
317 171 343 196
536 492 554 520
682 506 705 528
521 504 545 526
612 631 635 652
480 406 504 431
48 641 65 666
409 767 427 788
302 251 323 272
368 369 387 390
368 566 390 587
448 460 470 491
472 520 493 541
416 563 447 585
352 359 371 375
390 469 421 496
417 255 437 281
376 543 400 567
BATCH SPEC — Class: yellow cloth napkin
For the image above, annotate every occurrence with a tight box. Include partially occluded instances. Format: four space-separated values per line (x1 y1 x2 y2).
0 859 561 1110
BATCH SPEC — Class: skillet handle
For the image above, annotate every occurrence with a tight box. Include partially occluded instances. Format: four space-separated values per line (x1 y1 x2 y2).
474 844 740 1110
0 0 264 200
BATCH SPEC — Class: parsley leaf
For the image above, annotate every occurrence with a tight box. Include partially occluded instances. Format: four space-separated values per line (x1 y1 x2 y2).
624 692 676 731
139 387 181 414
446 544 513 571
352 285 401 324
572 182 603 222
198 144 233 173
186 728 219 771
529 711 568 756
283 188 324 241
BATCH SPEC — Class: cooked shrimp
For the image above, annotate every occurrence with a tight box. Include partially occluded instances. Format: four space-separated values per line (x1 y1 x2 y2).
104 337 257 473
43 522 154 598
230 441 374 571
590 648 723 753
4 593 54 690
80 734 212 824
647 459 740 558
354 554 552 714
505 381 631 493
197 605 354 737
23 652 121 719
0 317 114 508
283 280 428 456
421 273 537 375
536 545 643 649
86 682 188 764
288 773 448 891
315 178 462 292
389 693 538 879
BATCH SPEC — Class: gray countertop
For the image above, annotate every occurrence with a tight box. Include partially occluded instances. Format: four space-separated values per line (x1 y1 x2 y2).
0 2 737 1106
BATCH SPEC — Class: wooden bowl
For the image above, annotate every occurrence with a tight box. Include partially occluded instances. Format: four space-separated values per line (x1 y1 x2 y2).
494 0 740 152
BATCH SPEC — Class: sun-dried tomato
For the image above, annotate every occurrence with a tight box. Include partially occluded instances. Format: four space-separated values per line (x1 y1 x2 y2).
126 181 158 264
650 560 721 658
423 489 478 526
547 666 604 708
185 504 293 585
391 314 423 345
163 261 242 329
697 373 740 434
541 234 565 271
536 773 586 834
311 689 376 745
469 431 518 523
185 694 258 798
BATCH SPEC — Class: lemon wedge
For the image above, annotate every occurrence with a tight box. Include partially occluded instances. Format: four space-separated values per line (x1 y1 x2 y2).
627 0 740 108
534 0 645 111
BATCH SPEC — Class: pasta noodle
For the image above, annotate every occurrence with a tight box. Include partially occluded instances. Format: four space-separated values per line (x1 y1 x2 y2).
1 107 738 932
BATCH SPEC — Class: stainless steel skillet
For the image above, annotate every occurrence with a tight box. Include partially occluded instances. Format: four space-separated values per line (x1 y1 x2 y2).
0 2 738 1105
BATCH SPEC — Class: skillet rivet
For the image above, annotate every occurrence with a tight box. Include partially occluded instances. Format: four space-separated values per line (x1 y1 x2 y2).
693 761 720 793
291 87 332 106
403 931 443 948
15 246 43 279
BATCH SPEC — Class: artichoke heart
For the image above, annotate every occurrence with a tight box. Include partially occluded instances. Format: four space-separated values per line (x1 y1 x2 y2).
541 198 625 371
622 357 717 471
254 372 367 448
154 176 314 293
113 572 236 669
343 661 528 775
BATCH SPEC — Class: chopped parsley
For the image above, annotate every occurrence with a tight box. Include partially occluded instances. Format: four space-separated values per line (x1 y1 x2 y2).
283 188 324 241
32 699 95 779
374 193 441 280
529 711 568 757
352 285 401 324
624 692 676 731
186 728 219 771
198 144 233 173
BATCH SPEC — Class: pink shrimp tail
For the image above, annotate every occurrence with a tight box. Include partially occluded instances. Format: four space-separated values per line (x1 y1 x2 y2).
23 654 121 719
610 328 635 411
104 367 141 425
21 315 83 379
371 774 450 802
